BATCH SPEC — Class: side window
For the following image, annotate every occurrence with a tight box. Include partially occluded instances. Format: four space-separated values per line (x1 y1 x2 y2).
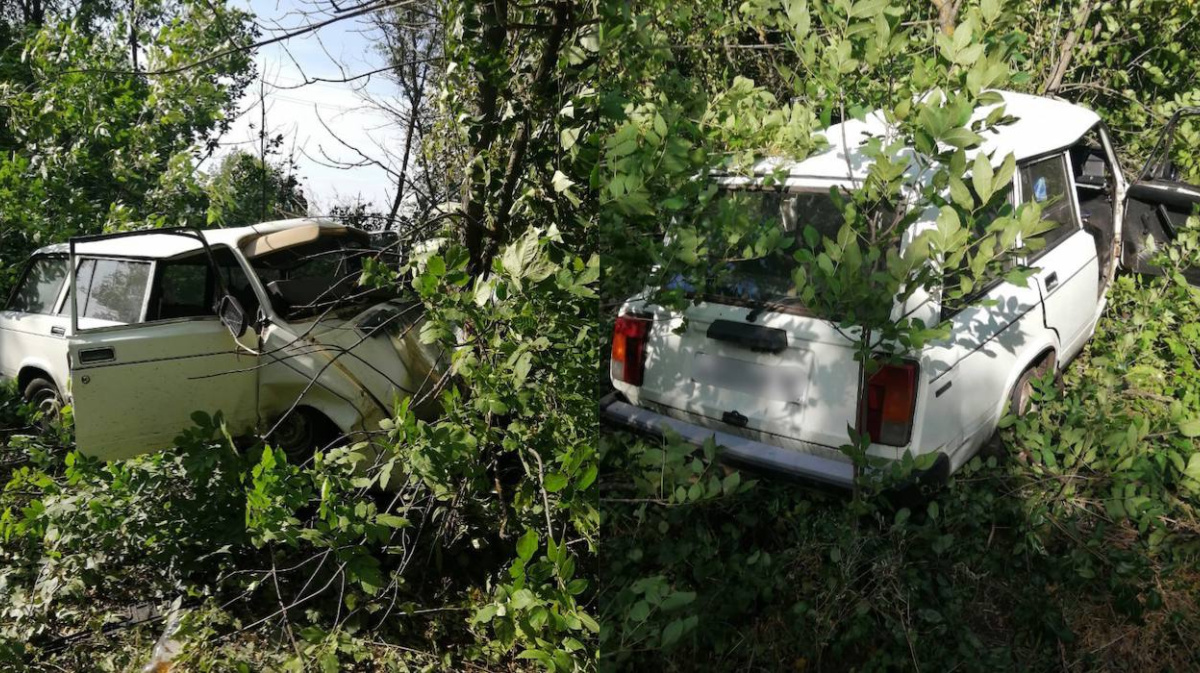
8 256 68 315
75 258 152 325
145 247 261 323
1020 154 1078 252
148 257 212 321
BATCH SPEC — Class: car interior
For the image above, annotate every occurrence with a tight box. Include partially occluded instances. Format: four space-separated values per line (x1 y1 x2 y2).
1068 128 1118 292
1121 109 1200 285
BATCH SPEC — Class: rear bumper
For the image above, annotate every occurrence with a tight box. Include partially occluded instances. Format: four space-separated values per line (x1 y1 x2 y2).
601 392 856 489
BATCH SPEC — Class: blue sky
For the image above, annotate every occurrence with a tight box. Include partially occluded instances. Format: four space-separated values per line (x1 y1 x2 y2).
214 0 404 213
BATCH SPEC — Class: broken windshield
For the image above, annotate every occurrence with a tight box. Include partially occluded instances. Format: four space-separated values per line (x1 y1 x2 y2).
249 232 400 321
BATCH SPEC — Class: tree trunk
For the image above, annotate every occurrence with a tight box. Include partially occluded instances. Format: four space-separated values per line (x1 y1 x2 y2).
930 0 961 36
462 0 510 277
1043 0 1096 95
479 0 573 268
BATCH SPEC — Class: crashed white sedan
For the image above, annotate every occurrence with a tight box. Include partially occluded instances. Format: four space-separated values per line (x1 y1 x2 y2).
0 219 445 461
603 91 1129 488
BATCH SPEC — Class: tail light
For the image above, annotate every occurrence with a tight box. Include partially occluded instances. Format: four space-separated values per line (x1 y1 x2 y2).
863 360 919 446
611 314 651 386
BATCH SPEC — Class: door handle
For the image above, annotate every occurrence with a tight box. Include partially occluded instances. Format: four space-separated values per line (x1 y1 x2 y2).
50 326 65 336
78 347 115 364
1045 272 1059 291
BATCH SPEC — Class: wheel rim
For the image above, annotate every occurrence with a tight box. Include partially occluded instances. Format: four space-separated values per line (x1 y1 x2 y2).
1015 378 1034 416
31 388 61 429
274 412 315 463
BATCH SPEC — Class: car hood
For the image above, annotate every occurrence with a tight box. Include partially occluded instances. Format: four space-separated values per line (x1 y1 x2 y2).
298 300 448 419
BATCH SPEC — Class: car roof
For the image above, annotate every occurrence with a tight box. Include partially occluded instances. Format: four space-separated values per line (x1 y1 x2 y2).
32 218 354 259
740 90 1101 182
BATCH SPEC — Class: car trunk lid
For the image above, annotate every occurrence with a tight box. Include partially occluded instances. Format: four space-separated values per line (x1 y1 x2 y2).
636 301 862 450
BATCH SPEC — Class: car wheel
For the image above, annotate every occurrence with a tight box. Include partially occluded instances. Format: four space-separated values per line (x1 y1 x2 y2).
272 408 334 464
1010 356 1054 418
23 377 62 430
982 356 1054 459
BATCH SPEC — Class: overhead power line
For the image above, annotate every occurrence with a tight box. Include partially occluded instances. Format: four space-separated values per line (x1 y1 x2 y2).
47 0 415 79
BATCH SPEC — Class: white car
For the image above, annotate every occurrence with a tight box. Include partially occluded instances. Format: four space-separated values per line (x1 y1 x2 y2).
0 219 445 461
602 91 1128 487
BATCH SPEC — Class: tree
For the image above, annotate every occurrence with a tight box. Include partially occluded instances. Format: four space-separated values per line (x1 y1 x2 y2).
0 0 256 295
437 0 594 276
204 150 308 227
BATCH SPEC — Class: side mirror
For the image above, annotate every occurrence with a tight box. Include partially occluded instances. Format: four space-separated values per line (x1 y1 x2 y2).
216 294 248 338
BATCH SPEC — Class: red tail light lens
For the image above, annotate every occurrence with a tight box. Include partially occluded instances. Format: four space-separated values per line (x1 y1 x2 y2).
863 361 919 446
611 315 651 386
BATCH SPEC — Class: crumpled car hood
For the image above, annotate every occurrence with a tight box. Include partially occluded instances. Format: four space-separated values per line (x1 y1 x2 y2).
296 300 447 419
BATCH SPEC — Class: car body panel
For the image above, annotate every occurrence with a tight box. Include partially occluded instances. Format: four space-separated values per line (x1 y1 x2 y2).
68 319 259 460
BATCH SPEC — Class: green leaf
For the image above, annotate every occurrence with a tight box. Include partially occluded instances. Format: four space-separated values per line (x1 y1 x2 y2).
376 514 409 528
425 255 446 278
972 152 994 204
552 170 575 194
1185 454 1200 482
943 127 984 149
849 0 887 18
1178 418 1200 438
653 112 668 137
661 619 686 647
660 591 697 611
560 127 580 150
544 472 569 493
517 528 538 561
629 600 650 621
502 228 558 289
949 174 973 210
721 471 741 494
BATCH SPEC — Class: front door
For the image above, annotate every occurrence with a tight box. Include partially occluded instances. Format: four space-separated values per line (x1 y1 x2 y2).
68 247 259 460
1123 108 1200 285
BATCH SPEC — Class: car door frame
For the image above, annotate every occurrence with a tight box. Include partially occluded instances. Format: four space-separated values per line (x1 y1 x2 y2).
1086 122 1129 294
0 252 74 393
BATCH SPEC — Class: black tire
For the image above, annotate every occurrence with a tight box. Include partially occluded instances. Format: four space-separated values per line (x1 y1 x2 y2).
22 377 62 429
271 408 337 465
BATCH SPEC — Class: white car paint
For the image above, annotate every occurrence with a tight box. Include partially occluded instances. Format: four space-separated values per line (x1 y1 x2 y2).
604 91 1128 485
0 218 445 461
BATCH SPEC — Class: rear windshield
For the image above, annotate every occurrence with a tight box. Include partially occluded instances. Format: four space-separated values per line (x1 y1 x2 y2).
668 190 846 311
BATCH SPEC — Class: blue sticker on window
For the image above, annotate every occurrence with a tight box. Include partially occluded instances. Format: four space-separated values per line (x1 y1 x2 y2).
1033 176 1049 202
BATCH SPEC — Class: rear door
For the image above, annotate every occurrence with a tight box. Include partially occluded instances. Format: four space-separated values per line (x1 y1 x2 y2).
68 251 259 460
0 255 72 391
1020 153 1100 361
1122 108 1200 285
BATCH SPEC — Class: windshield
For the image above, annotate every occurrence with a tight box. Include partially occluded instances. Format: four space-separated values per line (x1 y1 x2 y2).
249 232 400 321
